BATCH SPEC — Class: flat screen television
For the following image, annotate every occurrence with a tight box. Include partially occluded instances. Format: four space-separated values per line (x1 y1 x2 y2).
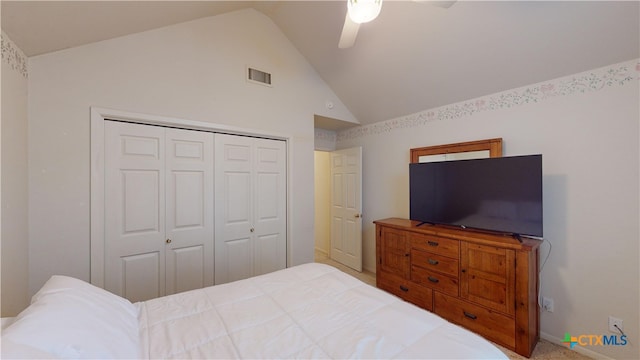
409 154 543 238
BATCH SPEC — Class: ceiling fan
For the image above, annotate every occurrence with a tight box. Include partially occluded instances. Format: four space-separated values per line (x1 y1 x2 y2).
338 0 457 49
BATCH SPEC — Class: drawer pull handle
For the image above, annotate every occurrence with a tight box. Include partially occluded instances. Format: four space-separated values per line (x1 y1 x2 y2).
399 285 409 292
427 276 439 283
463 311 477 320
427 241 439 247
428 258 439 265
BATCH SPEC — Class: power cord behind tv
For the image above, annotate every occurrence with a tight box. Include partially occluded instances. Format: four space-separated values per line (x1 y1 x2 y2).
613 324 626 336
537 237 552 309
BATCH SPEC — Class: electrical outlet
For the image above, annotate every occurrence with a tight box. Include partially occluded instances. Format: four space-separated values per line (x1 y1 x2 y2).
609 316 623 333
542 297 554 312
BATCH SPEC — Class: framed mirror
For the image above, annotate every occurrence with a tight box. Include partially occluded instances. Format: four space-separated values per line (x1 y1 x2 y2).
410 138 502 163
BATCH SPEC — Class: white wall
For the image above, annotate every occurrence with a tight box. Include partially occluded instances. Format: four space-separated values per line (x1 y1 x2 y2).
337 59 639 359
1 32 30 316
27 9 355 298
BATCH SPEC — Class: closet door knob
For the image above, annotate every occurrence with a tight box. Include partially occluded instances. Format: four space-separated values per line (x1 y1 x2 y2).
166 239 172 244
250 228 255 233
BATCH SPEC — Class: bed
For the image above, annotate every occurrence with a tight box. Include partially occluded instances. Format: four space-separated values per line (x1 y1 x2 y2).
1 263 507 359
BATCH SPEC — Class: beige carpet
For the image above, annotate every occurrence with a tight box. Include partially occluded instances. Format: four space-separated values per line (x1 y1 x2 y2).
496 340 591 360
314 252 591 360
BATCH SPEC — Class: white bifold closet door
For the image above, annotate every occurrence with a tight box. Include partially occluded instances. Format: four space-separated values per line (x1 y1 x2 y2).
214 134 287 284
104 121 214 302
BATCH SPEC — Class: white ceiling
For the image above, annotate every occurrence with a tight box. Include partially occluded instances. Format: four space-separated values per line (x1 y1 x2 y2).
2 1 639 126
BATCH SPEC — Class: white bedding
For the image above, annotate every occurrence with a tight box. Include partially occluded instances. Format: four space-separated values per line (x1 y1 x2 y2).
137 263 506 359
2 263 507 359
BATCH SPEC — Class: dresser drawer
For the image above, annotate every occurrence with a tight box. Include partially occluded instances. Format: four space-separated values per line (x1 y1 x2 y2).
378 271 433 311
410 233 459 258
411 249 459 277
411 265 459 296
434 292 515 348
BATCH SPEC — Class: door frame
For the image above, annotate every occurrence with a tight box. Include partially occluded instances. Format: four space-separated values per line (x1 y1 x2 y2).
90 106 291 287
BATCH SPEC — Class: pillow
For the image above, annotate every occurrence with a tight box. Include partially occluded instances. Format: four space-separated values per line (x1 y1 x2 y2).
2 276 140 359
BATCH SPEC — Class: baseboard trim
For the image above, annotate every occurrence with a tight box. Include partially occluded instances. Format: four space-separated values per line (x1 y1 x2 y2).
540 331 614 360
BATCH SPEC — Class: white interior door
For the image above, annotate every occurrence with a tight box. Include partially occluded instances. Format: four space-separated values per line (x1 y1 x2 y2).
214 134 253 284
165 129 214 295
330 147 362 271
253 138 287 276
214 134 286 284
105 121 166 302
105 121 215 301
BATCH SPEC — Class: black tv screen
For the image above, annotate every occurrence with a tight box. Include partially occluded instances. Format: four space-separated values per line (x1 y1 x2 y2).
409 155 543 237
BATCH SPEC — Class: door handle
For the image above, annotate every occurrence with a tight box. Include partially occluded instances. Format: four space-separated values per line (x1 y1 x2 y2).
166 239 172 244
250 228 255 233
355 213 362 218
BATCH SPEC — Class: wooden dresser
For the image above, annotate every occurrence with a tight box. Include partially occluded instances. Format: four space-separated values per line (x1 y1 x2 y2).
374 217 540 357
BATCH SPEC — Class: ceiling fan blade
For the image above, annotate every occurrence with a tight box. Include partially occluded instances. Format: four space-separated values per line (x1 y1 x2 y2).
430 1 457 9
338 12 360 49
413 0 457 9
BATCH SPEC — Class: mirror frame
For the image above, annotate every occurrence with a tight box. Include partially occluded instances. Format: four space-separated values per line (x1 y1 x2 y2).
410 138 503 163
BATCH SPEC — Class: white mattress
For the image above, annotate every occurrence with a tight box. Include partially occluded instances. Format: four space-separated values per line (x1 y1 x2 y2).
1 317 16 330
137 263 507 359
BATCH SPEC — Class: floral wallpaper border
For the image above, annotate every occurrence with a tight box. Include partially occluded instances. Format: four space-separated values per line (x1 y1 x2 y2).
337 59 640 142
1 32 28 78
314 128 337 142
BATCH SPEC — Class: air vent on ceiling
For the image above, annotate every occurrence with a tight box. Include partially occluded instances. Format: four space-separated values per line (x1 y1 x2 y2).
247 67 272 86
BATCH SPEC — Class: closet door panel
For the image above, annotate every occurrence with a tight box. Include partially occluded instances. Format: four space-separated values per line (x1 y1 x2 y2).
99 120 285 296
215 134 255 284
254 139 287 276
215 135 286 283
165 129 214 295
171 245 205 294
173 172 204 227
122 252 161 303
122 170 160 234
225 172 251 224
105 121 165 301
255 234 285 276
224 237 253 283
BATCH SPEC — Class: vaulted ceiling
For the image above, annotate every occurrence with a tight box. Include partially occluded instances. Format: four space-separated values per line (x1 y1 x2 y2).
2 1 638 126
